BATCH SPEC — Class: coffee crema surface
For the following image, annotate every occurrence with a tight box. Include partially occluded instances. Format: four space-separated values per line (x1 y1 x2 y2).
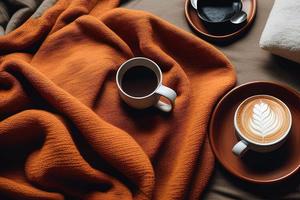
235 96 291 144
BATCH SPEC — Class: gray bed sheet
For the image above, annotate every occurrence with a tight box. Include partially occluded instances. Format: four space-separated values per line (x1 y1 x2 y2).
0 0 57 35
122 0 300 199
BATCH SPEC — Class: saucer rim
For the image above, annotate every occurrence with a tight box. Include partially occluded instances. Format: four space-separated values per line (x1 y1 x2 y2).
209 81 300 184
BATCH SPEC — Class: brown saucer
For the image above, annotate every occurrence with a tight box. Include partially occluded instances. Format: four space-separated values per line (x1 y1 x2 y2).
185 0 257 42
209 81 300 183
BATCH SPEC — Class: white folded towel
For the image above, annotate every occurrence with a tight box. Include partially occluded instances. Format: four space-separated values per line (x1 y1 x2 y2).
259 0 300 64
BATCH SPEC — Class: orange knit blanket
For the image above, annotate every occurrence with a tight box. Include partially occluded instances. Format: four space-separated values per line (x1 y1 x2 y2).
0 0 236 199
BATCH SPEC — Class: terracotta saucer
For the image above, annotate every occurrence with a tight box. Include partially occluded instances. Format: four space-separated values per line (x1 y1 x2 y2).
185 0 257 42
209 81 300 183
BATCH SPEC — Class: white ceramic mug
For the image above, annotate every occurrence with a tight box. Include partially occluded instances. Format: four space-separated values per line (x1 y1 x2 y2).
232 95 292 157
116 57 177 112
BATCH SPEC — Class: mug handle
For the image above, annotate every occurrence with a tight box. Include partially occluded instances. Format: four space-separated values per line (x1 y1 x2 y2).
155 85 177 112
232 140 249 157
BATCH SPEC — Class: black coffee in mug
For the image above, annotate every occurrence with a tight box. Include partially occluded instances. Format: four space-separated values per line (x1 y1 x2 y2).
121 66 158 97
116 57 177 111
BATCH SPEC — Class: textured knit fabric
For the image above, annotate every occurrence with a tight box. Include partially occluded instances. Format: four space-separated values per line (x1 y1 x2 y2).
0 0 236 199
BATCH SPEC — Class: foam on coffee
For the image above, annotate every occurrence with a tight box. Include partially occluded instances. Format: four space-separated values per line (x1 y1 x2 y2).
235 95 291 144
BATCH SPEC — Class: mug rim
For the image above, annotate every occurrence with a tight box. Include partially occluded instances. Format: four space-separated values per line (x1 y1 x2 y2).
116 57 163 100
234 95 292 147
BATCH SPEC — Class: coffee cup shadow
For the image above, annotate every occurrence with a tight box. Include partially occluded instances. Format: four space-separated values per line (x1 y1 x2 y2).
119 100 172 133
240 134 293 173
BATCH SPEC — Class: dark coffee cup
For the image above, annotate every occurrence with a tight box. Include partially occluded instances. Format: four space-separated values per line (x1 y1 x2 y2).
196 0 243 34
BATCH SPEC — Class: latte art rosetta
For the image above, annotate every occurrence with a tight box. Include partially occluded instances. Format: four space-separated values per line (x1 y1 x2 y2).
235 95 291 144
249 102 283 137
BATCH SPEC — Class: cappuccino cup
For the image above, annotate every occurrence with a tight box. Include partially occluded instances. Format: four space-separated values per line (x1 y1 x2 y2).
116 57 177 112
232 95 292 157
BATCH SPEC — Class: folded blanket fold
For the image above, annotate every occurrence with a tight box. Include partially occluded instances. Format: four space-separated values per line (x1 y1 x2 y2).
260 0 300 64
0 0 236 199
